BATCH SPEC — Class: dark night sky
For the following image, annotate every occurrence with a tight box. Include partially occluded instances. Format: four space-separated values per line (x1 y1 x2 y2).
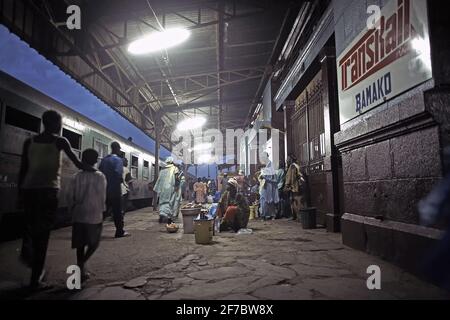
0 25 216 178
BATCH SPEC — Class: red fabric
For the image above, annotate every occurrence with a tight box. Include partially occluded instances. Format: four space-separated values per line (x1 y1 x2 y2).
223 206 238 223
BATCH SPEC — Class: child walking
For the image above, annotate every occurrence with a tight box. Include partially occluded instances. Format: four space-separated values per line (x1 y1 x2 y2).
69 149 106 281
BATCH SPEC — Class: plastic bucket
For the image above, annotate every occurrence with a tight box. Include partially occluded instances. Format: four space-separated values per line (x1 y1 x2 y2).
300 207 317 229
181 208 201 234
194 219 213 244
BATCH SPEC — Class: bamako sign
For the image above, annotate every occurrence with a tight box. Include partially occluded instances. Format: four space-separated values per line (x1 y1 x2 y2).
337 0 432 124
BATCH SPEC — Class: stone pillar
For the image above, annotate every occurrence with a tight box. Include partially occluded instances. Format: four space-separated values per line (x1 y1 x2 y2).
320 47 342 232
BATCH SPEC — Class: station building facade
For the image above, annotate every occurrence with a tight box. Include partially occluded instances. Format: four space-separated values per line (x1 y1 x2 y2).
244 0 450 277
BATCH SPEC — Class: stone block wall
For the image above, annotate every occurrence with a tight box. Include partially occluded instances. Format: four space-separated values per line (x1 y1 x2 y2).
340 124 442 226
330 0 450 279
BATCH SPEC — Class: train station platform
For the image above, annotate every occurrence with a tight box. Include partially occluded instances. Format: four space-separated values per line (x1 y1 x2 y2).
0 207 448 300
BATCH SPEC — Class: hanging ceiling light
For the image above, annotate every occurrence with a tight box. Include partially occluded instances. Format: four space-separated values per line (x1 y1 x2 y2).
176 116 206 131
128 27 191 54
198 154 213 164
188 143 212 153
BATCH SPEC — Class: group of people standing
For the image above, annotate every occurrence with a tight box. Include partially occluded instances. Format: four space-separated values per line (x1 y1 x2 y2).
191 177 216 204
254 153 307 221
18 110 131 290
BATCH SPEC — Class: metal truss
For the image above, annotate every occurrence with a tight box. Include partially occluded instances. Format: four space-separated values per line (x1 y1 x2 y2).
0 0 287 150
91 0 273 50
137 66 266 105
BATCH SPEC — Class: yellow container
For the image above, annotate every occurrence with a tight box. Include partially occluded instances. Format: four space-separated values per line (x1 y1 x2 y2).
249 206 256 220
194 219 213 245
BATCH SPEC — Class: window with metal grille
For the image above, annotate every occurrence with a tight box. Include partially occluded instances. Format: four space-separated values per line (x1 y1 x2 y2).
5 106 41 133
307 80 325 162
292 106 308 165
290 71 325 170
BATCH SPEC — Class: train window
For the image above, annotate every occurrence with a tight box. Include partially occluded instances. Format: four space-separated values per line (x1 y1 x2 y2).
5 106 41 133
93 140 108 160
151 163 155 181
131 155 139 179
143 160 149 180
62 128 82 157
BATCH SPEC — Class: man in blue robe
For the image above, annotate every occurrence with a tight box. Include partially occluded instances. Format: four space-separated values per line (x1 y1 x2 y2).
154 157 180 224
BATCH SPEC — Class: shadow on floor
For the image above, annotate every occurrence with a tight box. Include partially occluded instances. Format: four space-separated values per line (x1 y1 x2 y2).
0 285 80 300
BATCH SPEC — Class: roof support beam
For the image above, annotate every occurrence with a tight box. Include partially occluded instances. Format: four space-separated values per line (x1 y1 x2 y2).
89 4 269 52
14 0 175 149
161 97 251 113
142 73 261 106
145 66 265 83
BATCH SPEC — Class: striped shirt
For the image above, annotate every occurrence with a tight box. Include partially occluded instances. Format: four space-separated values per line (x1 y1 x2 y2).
69 170 107 224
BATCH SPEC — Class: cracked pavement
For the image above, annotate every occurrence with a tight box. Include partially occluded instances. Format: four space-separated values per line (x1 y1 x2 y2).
0 207 448 300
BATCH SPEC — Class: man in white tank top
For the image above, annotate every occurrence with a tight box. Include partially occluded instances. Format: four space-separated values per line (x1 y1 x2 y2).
18 110 92 291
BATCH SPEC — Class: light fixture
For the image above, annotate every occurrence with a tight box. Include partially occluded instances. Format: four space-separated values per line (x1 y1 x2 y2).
198 154 213 164
188 142 212 153
128 27 191 55
411 36 432 72
176 116 206 131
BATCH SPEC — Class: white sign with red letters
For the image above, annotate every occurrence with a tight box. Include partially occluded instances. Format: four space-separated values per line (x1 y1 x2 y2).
337 0 432 125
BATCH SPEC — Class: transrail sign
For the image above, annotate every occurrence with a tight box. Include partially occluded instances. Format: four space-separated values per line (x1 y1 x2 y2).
337 0 432 124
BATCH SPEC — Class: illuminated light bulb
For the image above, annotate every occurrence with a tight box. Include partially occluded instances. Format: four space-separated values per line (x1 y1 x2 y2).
198 154 213 164
411 36 432 72
128 28 191 54
176 116 206 131
188 143 212 152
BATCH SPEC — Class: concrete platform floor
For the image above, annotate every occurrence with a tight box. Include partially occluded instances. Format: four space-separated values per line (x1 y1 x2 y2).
0 207 448 300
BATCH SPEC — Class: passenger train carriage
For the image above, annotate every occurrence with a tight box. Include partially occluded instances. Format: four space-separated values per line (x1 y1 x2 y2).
0 71 167 240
